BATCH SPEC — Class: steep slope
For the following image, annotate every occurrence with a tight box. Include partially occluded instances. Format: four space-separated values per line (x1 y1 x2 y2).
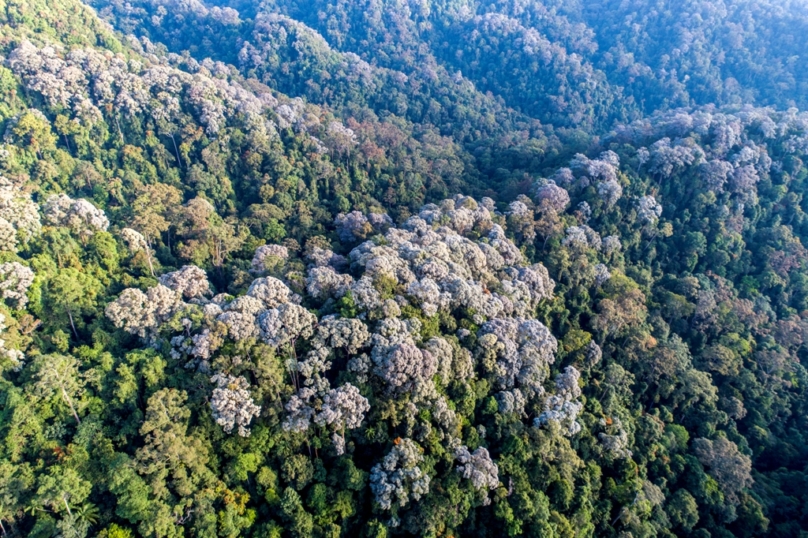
111 0 808 130
1 0 122 50
91 0 583 200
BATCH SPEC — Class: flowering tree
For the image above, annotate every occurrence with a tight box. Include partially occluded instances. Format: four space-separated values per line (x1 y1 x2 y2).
0 262 34 309
314 383 370 454
209 373 261 437
370 438 431 510
454 446 499 503
42 194 109 239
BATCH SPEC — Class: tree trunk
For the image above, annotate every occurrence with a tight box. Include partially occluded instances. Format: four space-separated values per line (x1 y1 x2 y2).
61 385 81 425
115 116 125 144
342 425 347 453
170 134 182 169
66 307 78 340
63 494 72 518
146 250 155 277
611 504 630 527
144 238 155 277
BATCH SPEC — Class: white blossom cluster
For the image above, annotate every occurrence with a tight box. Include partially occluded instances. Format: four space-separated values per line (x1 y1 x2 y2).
347 353 373 384
0 176 41 252
505 197 538 242
0 313 25 371
306 266 354 299
250 244 289 273
496 388 527 416
210 373 262 437
576 201 592 222
313 383 370 455
0 220 15 255
121 228 149 253
247 276 300 308
611 107 805 205
637 195 662 224
335 211 372 243
506 200 530 218
700 159 735 192
7 40 275 138
325 121 358 154
305 246 347 269
647 138 705 177
105 284 185 341
257 303 317 347
477 318 558 398
597 179 623 208
535 366 584 436
585 341 603 367
598 417 633 459
526 107 801 225
563 225 601 250
170 328 216 365
533 179 571 212
334 210 391 243
315 316 371 354
314 383 369 430
0 262 35 309
454 446 499 498
135 273 290 364
217 295 264 341
594 263 611 286
42 194 109 238
269 197 565 461
569 151 623 206
370 438 431 510
282 387 316 434
729 164 760 194
424 336 464 385
374 340 437 395
341 195 552 320
281 318 372 452
159 265 211 300
602 235 622 254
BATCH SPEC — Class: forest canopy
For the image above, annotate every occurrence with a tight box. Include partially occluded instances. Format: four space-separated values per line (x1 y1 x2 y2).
1 0 808 537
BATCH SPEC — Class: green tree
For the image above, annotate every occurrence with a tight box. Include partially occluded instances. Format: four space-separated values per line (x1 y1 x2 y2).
46 268 103 339
32 354 87 425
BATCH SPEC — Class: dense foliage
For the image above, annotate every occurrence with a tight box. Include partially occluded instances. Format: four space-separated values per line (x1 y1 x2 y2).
1 0 808 537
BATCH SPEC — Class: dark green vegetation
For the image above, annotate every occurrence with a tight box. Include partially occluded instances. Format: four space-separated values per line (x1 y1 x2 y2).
1 0 808 537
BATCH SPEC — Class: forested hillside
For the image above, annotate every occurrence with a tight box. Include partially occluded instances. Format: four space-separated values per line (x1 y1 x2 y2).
1 0 808 537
